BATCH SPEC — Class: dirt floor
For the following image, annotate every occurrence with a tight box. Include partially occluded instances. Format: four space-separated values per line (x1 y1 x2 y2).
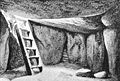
0 63 114 81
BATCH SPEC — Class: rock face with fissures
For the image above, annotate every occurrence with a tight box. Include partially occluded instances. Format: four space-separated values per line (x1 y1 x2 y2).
103 29 120 80
87 31 107 73
33 23 66 65
102 4 120 80
67 33 87 67
0 11 9 74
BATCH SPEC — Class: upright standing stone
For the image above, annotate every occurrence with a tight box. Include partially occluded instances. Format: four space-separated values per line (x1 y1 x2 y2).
7 33 24 70
87 32 106 73
102 4 120 80
103 29 120 80
67 33 87 67
33 24 65 65
0 11 9 73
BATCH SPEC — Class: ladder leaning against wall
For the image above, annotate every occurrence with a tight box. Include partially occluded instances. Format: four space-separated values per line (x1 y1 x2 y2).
15 18 43 75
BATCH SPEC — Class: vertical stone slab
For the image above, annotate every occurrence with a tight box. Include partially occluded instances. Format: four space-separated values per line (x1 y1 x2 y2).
103 29 120 80
7 33 24 70
87 32 105 73
0 11 9 73
33 24 65 65
67 33 87 67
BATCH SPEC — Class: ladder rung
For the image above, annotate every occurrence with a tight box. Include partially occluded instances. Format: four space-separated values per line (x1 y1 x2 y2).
29 56 39 58
63 55 68 57
20 28 30 37
20 28 30 32
32 66 43 73
23 37 33 40
26 47 35 49
31 65 42 68
24 39 33 47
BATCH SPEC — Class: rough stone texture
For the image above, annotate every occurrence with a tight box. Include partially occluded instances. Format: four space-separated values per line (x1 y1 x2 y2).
87 31 106 73
101 3 120 27
31 15 104 34
7 33 24 70
67 33 87 67
103 29 120 81
0 11 9 74
32 24 66 65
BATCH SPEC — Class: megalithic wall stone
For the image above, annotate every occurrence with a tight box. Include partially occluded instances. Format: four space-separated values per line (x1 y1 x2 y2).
67 33 87 67
103 29 120 80
87 32 106 73
7 33 24 70
0 11 9 73
32 23 66 65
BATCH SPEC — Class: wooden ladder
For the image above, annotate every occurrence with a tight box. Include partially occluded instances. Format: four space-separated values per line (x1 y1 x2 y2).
15 19 43 75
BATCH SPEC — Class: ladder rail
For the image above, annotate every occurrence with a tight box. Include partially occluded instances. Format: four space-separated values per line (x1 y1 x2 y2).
27 21 43 66
15 19 43 75
16 26 33 75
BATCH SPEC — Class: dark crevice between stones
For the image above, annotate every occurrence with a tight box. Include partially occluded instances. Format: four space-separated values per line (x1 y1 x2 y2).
83 34 89 69
60 31 68 63
102 30 110 78
115 30 120 80
102 43 110 78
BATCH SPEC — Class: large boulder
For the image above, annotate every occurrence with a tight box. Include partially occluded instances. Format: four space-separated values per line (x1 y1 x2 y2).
67 33 87 67
87 31 107 73
101 3 120 28
32 23 66 65
103 29 120 81
0 11 9 73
